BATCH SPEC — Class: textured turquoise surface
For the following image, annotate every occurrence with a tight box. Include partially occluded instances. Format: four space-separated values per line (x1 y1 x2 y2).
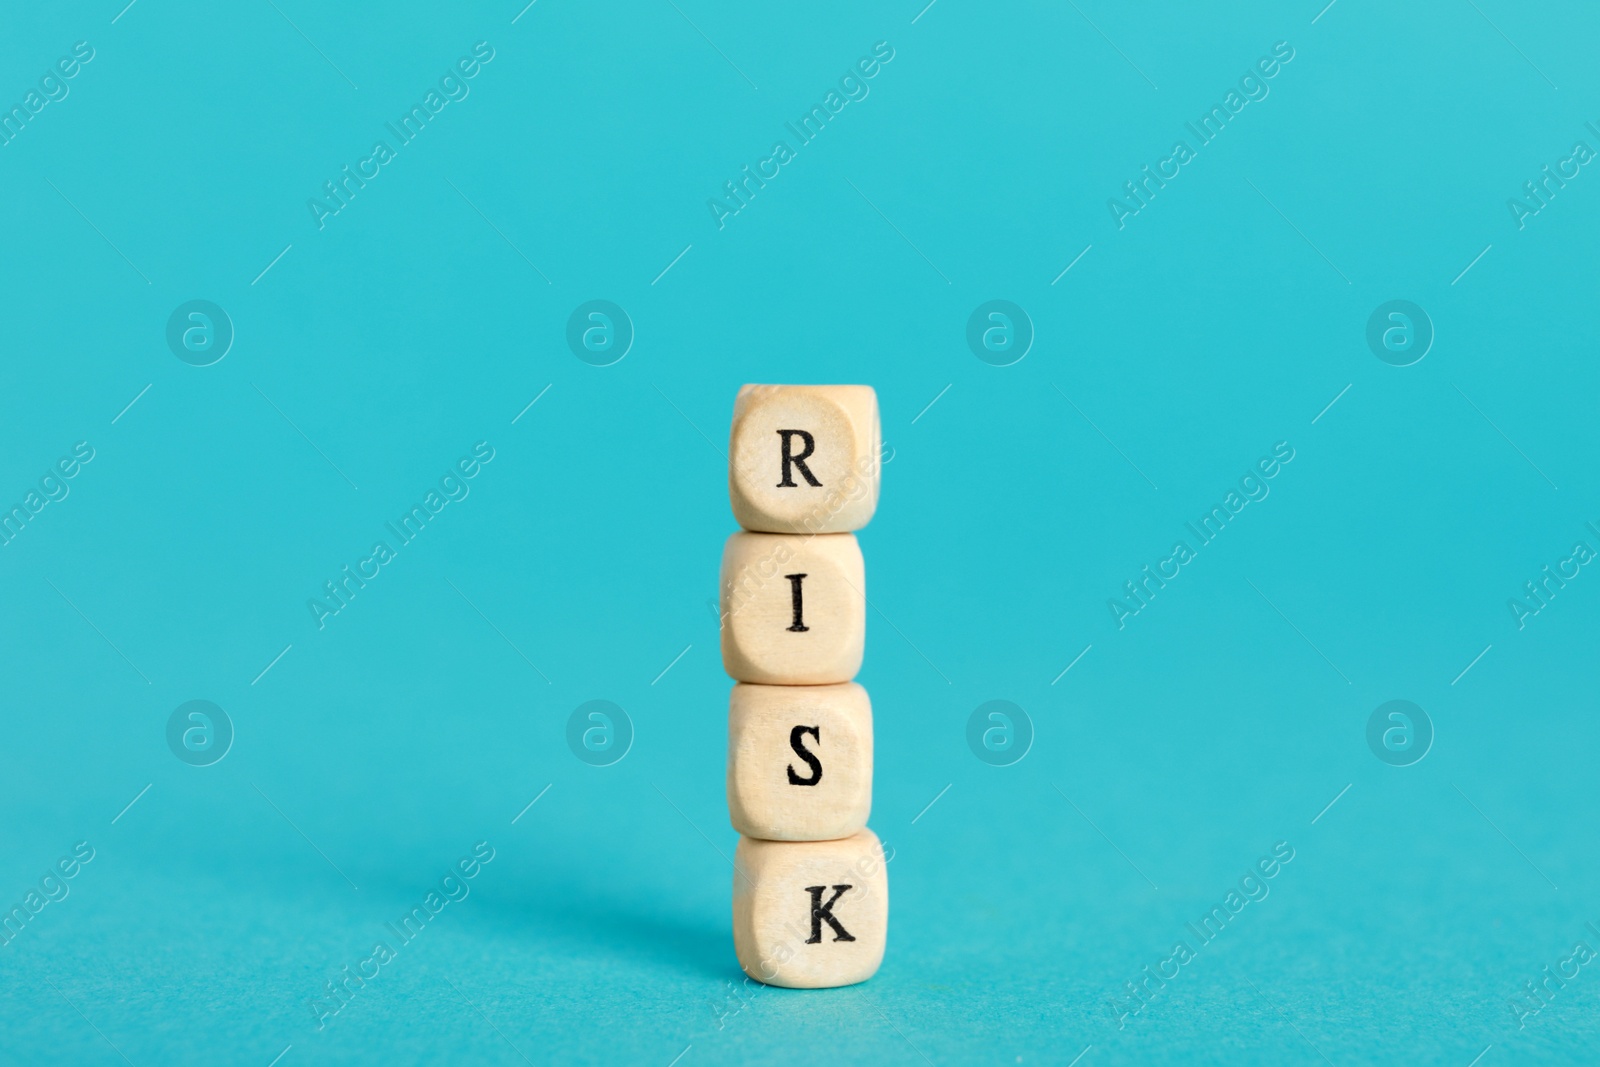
2 1 1599 1064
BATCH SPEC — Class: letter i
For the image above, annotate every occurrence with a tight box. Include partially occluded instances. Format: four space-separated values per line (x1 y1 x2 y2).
784 573 808 631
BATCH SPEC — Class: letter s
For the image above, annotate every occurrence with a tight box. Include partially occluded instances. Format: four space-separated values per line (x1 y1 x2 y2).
786 725 823 786
472 440 495 463
872 40 895 62
73 441 95 463
473 41 495 63
73 41 96 62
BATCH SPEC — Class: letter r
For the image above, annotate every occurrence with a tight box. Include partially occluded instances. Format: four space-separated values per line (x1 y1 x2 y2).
776 429 821 488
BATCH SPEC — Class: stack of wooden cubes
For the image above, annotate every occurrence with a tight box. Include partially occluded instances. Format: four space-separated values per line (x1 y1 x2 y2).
721 384 888 989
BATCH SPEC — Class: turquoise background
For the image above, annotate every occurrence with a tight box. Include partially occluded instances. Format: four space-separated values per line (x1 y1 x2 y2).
2 0 1599 1063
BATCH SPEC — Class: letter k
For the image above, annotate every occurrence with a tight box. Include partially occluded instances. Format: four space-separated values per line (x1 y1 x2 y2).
804 885 855 943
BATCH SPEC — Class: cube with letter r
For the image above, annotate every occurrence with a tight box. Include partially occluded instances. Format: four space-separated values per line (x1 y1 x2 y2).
728 385 880 534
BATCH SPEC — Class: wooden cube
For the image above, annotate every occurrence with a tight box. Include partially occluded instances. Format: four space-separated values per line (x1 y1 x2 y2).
720 532 865 685
729 385 880 534
728 682 872 841
733 829 888 988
